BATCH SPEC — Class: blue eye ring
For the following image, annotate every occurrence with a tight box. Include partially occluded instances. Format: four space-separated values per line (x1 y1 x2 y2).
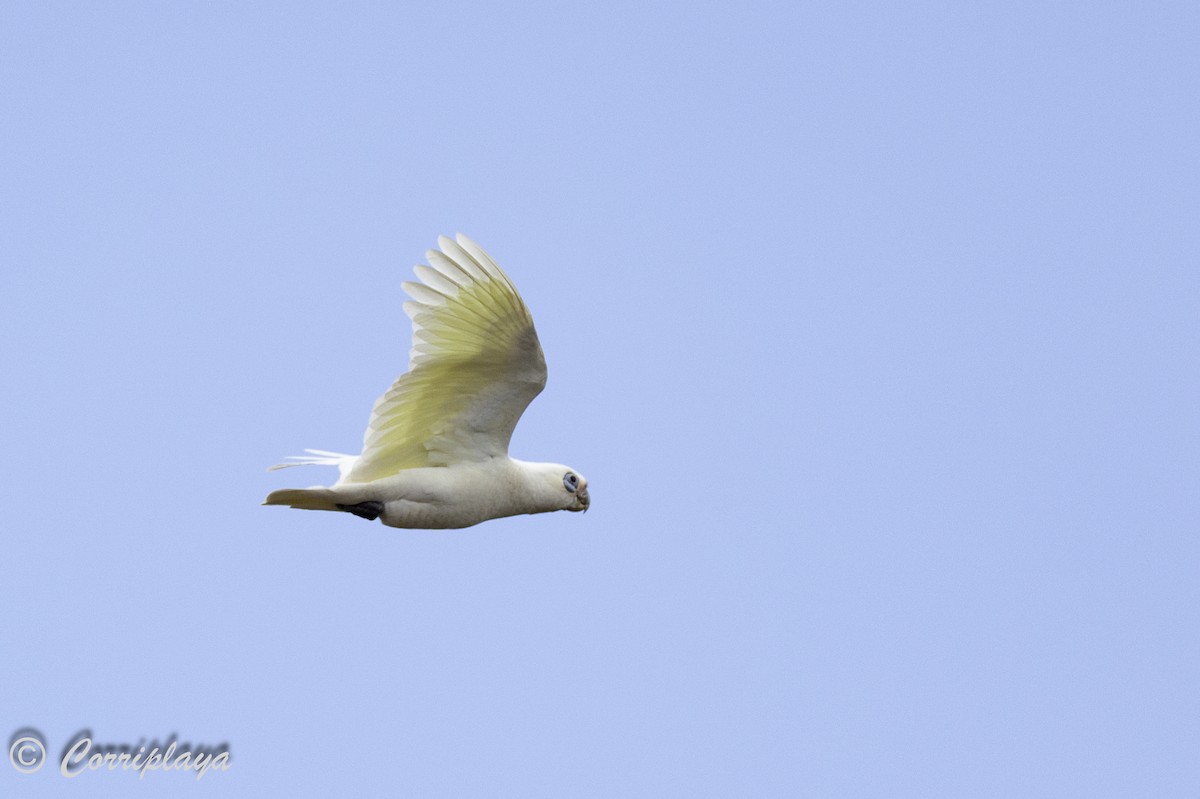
563 473 578 493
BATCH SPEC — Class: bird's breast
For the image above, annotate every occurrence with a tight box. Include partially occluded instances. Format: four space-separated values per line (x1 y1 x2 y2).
371 462 526 529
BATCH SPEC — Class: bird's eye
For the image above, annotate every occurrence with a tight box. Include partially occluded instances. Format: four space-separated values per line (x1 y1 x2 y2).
563 473 578 493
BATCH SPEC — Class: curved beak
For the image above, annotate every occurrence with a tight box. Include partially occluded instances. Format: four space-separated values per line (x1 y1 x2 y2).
578 487 590 513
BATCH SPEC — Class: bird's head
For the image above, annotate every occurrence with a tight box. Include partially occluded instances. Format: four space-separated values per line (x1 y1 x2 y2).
524 462 589 514
560 468 590 513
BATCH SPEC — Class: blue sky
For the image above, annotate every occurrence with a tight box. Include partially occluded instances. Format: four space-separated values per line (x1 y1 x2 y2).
1 2 1197 796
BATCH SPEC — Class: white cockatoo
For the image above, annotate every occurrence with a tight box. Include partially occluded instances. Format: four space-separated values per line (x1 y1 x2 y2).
264 234 589 529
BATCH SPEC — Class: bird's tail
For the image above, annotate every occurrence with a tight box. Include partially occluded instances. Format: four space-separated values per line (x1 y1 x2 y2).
267 449 358 481
262 486 341 512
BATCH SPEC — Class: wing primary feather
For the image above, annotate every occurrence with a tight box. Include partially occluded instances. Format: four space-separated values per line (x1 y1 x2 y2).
412 264 463 295
456 234 520 295
426 250 476 287
438 236 491 283
403 281 452 307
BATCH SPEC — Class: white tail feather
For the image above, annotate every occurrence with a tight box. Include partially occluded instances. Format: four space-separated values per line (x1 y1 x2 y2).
262 486 340 511
267 449 358 481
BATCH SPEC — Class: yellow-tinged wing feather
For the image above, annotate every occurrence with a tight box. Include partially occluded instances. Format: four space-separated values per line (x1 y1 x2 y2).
341 234 546 483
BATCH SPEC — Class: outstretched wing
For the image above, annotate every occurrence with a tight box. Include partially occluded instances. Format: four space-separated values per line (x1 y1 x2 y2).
341 234 546 484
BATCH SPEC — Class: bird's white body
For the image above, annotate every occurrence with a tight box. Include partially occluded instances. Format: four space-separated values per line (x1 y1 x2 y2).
268 458 582 529
264 234 588 529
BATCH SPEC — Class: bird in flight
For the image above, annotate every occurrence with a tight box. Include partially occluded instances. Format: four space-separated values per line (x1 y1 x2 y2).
264 234 589 529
